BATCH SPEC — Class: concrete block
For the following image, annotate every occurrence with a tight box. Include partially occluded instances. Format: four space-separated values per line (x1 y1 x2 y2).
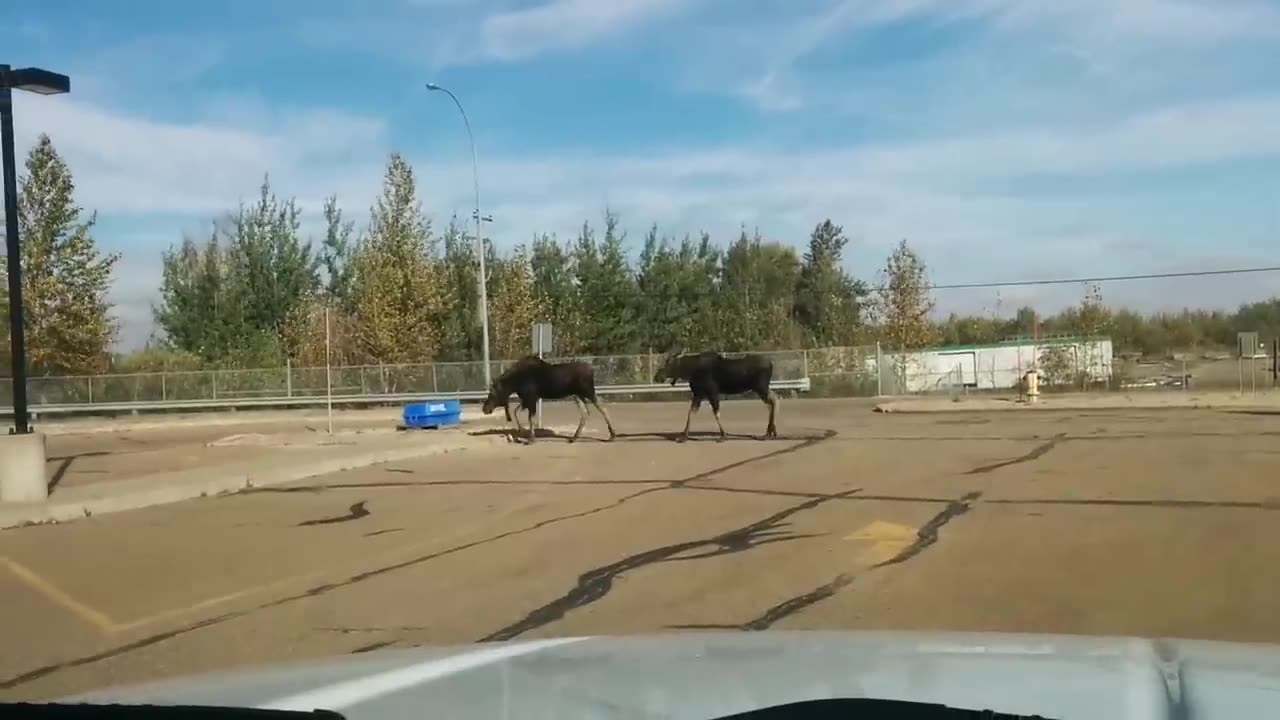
0 432 48 503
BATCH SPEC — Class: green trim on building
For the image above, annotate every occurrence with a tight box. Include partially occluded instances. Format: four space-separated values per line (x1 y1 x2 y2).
912 335 1112 353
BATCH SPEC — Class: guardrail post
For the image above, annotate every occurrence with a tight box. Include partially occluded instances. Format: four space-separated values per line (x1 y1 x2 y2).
161 372 167 402
286 358 292 398
211 371 217 400
875 342 883 397
86 377 93 404
432 364 438 393
802 349 809 380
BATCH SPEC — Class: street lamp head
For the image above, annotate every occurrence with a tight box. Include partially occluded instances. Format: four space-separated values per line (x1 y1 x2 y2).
424 82 442 91
3 67 70 95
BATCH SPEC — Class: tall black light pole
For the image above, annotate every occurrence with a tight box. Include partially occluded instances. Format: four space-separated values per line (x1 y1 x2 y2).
1 65 70 435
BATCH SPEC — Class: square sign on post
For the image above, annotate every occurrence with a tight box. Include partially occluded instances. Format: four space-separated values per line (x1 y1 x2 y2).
532 323 553 357
532 323 553 428
1239 331 1259 358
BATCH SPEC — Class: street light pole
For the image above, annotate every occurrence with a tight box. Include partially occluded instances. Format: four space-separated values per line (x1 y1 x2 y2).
425 82 492 388
0 65 69 436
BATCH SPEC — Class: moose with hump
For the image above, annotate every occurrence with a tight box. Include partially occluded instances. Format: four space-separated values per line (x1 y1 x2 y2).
653 350 779 442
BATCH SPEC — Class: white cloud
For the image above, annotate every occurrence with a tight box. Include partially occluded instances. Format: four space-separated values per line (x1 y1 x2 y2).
10 95 387 215
6 85 1278 348
480 0 691 61
715 0 1280 112
298 0 696 68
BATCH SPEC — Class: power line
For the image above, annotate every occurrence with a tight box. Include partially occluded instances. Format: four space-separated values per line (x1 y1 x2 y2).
926 265 1280 291
538 264 1280 298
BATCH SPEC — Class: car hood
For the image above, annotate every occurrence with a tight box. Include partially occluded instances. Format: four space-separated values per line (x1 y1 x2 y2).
59 630 1280 719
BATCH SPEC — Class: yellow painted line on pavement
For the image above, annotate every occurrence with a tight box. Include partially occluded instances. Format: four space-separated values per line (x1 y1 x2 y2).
111 570 331 632
1 556 118 633
844 520 918 565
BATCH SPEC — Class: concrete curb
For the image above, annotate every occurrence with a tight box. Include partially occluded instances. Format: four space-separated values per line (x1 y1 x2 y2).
34 407 492 437
0 431 507 531
874 394 1280 414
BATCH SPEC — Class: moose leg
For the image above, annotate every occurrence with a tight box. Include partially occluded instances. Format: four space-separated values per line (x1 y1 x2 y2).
570 397 588 443
526 405 537 444
510 402 524 441
709 392 727 442
762 389 779 438
589 396 617 440
682 398 701 442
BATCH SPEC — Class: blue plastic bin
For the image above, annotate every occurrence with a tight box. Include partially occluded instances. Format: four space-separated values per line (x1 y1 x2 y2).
402 399 462 429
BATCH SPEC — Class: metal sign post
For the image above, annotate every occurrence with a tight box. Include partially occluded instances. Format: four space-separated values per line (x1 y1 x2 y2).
1238 331 1258 395
531 323 553 429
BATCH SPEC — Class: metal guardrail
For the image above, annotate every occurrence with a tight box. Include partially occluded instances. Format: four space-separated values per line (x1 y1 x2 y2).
0 378 812 418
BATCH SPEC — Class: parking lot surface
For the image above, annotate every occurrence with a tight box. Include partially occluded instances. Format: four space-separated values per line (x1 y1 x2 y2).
3 398 1279 699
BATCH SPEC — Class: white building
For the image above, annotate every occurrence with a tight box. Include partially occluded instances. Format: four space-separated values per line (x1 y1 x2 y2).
880 336 1114 393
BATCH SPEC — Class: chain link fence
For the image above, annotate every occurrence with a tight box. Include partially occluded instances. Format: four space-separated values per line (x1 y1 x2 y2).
5 338 1266 411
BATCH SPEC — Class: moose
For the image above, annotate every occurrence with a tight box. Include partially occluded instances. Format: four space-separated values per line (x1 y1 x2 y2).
481 355 617 444
653 351 779 441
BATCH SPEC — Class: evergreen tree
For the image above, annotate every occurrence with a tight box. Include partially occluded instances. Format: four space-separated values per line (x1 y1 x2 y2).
794 219 867 346
320 194 357 312
530 232 583 354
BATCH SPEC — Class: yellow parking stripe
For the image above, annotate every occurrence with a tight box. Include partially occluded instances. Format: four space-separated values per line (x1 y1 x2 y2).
1 556 117 633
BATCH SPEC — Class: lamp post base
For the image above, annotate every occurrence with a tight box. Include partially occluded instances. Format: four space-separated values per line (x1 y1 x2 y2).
0 431 47 502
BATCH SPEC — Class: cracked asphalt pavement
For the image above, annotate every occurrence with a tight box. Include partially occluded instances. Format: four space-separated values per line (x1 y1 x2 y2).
3 398 1280 699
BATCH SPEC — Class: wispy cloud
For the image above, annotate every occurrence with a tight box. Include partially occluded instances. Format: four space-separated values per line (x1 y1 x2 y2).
8 0 1279 349
297 0 697 68
712 0 1280 112
480 0 692 61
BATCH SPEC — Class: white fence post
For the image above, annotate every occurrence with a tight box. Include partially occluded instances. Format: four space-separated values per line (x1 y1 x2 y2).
875 341 883 397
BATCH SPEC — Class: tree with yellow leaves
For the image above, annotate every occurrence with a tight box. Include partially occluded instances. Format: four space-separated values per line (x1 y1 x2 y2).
488 245 543 359
350 153 445 364
0 135 118 375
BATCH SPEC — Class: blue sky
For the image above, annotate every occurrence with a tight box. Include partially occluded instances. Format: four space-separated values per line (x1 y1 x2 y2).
6 0 1280 349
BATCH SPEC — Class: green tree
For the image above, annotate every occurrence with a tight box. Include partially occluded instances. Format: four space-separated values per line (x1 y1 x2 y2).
437 216 482 360
530 232 584 354
154 230 231 362
717 228 803 350
350 153 445 363
320 194 357 312
574 212 640 354
225 177 320 358
0 134 119 374
794 219 868 346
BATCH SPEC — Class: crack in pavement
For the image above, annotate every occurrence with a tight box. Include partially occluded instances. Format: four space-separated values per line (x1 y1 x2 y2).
965 434 1066 474
986 497 1280 511
298 501 370 526
669 491 984 631
318 625 429 634
350 640 398 654
871 491 982 568
0 428 838 690
478 489 862 643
